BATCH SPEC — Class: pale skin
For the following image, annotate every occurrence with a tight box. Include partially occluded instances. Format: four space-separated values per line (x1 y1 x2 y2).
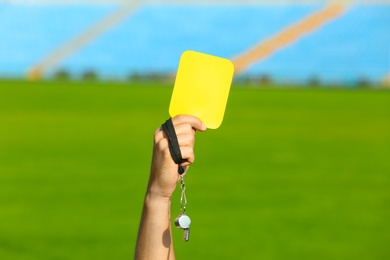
135 115 206 260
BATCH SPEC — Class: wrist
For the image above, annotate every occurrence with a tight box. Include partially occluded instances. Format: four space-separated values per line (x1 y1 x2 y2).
145 189 172 206
146 177 176 201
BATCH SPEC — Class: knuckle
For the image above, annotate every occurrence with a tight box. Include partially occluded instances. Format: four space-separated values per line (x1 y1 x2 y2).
156 138 168 151
178 133 194 147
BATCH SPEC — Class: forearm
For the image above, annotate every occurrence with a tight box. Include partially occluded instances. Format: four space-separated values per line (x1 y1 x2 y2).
135 115 205 259
135 193 175 260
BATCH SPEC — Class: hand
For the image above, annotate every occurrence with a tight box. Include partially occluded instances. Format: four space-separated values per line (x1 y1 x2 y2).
147 115 206 199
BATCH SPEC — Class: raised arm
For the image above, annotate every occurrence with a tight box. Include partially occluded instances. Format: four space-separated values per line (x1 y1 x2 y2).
135 115 206 260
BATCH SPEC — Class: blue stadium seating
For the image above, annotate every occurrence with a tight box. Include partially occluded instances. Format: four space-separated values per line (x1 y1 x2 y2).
0 3 118 77
61 4 323 78
249 4 390 84
0 3 389 84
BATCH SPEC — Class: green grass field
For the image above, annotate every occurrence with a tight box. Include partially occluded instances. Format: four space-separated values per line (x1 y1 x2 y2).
0 80 389 259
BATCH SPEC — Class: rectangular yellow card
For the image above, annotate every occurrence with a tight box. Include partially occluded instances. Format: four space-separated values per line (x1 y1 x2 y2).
169 50 234 129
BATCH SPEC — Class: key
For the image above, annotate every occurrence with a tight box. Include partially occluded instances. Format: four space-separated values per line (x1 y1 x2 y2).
175 213 191 242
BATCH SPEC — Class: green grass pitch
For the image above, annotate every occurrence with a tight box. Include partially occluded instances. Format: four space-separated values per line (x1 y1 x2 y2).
0 80 389 259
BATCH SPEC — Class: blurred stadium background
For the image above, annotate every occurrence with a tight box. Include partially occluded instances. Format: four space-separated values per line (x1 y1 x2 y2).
1 0 389 86
0 0 389 259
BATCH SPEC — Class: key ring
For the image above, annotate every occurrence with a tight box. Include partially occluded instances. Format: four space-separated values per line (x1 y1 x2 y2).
175 174 191 242
179 175 187 213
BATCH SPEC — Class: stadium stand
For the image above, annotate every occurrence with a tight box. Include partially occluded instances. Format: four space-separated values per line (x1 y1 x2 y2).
61 3 324 78
247 4 390 84
0 3 118 77
0 1 389 85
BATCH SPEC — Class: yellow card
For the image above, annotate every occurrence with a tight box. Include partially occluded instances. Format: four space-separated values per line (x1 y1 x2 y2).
169 50 234 129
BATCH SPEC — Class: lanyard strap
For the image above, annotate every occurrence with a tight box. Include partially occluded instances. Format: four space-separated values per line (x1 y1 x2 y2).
161 118 187 174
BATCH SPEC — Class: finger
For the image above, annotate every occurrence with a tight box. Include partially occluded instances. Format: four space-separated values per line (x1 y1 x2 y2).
155 124 194 149
172 115 207 132
154 116 200 143
176 132 195 148
179 146 195 165
173 123 195 136
154 127 168 147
